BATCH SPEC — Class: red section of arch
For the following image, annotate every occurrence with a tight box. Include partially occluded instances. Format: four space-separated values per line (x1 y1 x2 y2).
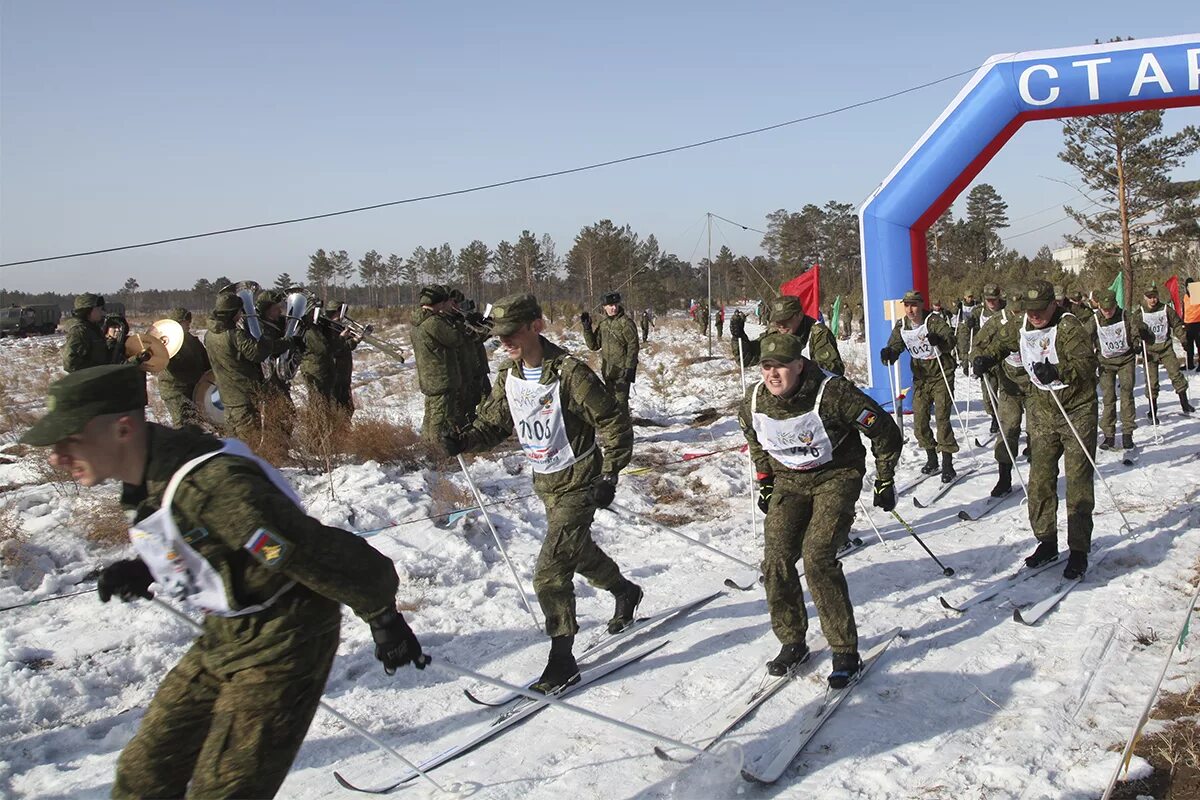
905 95 1200 295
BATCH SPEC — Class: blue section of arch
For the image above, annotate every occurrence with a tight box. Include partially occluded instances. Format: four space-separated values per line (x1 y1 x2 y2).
859 37 1200 407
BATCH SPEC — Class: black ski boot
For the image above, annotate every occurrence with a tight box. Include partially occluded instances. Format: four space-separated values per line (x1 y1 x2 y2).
1063 550 1088 580
990 463 1012 497
1179 391 1195 415
920 449 939 475
989 417 1000 434
828 651 862 690
940 452 956 484
1147 396 1159 420
1024 541 1059 569
607 579 644 634
766 642 810 677
530 635 580 694
1099 435 1116 451
1121 433 1134 450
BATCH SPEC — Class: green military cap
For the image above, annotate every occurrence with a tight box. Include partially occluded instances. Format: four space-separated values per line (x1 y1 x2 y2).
213 293 243 315
1096 288 1118 310
963 289 978 299
758 332 805 363
983 283 1001 299
489 293 542 335
74 293 104 312
602 291 622 305
770 295 803 320
419 284 450 305
1021 280 1057 311
20 365 147 446
901 290 923 306
1144 284 1159 298
255 289 283 310
1069 290 1083 303
1053 284 1066 300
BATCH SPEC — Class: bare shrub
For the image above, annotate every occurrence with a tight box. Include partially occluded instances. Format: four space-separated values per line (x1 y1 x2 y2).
248 390 298 467
344 417 440 469
0 501 33 576
292 393 349 474
71 495 129 548
427 473 474 518
27 456 80 498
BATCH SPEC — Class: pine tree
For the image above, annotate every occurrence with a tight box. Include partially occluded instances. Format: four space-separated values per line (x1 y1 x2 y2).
358 250 384 306
965 183 1010 268
457 240 491 300
273 272 294 292
307 250 334 296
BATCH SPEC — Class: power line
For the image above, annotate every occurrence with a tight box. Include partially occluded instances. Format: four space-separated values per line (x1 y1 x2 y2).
0 66 978 269
709 213 766 235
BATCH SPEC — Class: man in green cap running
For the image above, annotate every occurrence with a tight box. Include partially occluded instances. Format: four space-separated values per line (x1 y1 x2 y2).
730 294 844 376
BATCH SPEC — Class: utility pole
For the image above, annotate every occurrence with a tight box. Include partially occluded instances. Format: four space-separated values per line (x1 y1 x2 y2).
707 212 713 357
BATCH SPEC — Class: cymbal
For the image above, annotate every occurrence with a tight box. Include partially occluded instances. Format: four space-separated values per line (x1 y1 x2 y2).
193 370 225 427
149 319 185 357
125 332 169 373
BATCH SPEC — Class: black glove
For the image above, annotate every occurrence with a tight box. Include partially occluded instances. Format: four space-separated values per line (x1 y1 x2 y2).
972 355 997 377
756 477 774 514
370 608 423 675
926 333 945 350
872 479 896 512
580 312 592 329
622 368 636 385
97 559 154 603
879 347 896 365
440 430 466 457
729 314 745 338
592 474 618 509
1139 327 1155 344
1031 361 1060 385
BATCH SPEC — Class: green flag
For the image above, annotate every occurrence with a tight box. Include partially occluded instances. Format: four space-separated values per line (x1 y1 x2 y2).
1109 272 1125 309
830 296 842 337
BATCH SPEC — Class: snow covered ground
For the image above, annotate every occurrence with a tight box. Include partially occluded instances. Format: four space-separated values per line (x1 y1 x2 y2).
2 314 1199 799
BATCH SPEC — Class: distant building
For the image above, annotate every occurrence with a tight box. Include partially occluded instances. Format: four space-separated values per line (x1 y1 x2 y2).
1052 245 1087 274
1054 241 1199 275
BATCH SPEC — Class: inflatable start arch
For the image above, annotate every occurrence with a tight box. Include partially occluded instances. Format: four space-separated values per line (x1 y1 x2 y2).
858 34 1200 405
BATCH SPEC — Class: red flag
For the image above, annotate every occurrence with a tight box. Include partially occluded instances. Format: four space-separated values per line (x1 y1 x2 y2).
1165 275 1181 315
779 264 821 319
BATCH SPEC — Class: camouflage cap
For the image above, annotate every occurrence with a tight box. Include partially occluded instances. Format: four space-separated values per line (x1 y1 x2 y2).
1053 284 1066 300
602 291 622 305
74 293 104 312
983 283 1002 299
213 293 244 315
1144 284 1159 298
255 289 283 310
963 289 978 300
758 332 805 363
166 307 192 323
489 293 542 335
419 284 450 305
20 365 147 446
1020 280 1057 311
1096 288 1118 310
770 295 803 320
902 290 923 306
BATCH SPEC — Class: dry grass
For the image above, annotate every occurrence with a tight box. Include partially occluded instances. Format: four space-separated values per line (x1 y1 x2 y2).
1111 685 1200 799
0 501 33 577
292 393 349 474
27 456 80 498
71 495 130 548
427 473 475 518
344 417 441 469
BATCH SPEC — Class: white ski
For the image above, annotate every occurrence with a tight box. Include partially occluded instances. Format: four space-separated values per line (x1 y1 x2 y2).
1012 548 1118 625
741 628 902 784
333 639 668 794
937 555 1063 613
463 590 719 707
956 485 1024 521
912 467 980 509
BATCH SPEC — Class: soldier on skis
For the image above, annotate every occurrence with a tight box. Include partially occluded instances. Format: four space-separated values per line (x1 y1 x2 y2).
881 291 960 483
965 284 1006 434
973 280 1098 579
21 364 422 799
581 291 640 418
1133 283 1194 418
441 294 643 694
955 289 979 375
971 301 1029 498
1082 288 1142 450
738 333 900 687
730 294 844 376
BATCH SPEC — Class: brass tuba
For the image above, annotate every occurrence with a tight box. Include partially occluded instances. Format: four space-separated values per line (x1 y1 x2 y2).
219 280 263 341
270 288 309 381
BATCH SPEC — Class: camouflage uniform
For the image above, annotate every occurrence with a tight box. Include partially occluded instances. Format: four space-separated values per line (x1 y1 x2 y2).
956 297 979 369
733 296 845 376
459 326 633 638
453 305 491 424
157 311 212 428
966 289 1006 424
300 323 356 415
1134 293 1189 402
978 292 1098 553
1081 296 1139 441
886 310 959 454
972 308 1029 466
582 306 640 415
410 289 465 438
62 294 119 372
640 310 653 343
738 349 901 653
203 300 289 442
840 304 854 340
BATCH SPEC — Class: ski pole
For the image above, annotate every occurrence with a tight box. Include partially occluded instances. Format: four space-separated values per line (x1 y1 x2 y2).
856 498 890 550
1141 340 1163 445
981 374 1028 495
934 352 972 455
737 337 758 543
1047 388 1134 534
0 586 93 613
607 502 756 571
456 455 542 630
889 510 955 576
152 598 448 794
421 654 728 763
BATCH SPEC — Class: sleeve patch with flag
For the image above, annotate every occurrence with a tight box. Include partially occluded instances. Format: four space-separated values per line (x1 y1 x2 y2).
245 528 291 567
855 408 877 430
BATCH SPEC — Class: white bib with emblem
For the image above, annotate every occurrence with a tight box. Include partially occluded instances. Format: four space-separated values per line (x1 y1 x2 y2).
900 321 940 360
750 377 835 471
505 369 590 474
1019 316 1067 391
1094 312 1131 358
978 311 993 331
1142 307 1168 344
994 309 1023 367
128 439 301 617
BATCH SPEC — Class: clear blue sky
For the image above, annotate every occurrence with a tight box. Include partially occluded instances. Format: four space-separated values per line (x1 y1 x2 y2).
1 1 1197 293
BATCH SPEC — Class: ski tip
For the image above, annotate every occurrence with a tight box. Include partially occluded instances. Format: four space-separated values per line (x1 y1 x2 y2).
957 510 971 521
741 767 772 785
1012 608 1025 624
938 596 963 613
912 497 924 508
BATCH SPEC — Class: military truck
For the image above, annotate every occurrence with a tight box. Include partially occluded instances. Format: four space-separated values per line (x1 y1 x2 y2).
0 304 61 337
